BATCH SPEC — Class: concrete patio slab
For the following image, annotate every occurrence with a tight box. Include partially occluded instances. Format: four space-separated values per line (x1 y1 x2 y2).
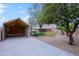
0 37 73 56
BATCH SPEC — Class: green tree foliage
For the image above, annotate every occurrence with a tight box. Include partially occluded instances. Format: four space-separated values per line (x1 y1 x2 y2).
42 3 79 45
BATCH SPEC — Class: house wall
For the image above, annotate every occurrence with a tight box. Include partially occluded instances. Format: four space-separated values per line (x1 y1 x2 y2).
34 24 57 32
38 29 52 32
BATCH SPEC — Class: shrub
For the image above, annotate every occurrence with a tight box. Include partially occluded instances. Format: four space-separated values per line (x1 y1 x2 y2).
32 31 45 37
39 32 45 36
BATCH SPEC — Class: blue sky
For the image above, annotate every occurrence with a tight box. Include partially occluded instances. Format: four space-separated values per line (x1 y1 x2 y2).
0 3 33 26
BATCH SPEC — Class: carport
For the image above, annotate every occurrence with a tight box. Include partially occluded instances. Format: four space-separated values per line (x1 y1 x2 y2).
3 18 30 38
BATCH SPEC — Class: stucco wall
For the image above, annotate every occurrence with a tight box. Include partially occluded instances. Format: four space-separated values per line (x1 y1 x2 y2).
0 28 1 41
0 27 5 41
25 26 30 37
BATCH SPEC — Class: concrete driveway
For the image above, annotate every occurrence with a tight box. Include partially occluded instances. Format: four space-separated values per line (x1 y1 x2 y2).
0 37 73 56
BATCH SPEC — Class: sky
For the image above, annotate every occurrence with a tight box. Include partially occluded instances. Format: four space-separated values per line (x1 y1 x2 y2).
0 3 33 26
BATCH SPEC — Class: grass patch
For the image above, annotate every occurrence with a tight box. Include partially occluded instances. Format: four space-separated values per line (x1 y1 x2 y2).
32 31 45 37
32 31 56 37
45 32 56 36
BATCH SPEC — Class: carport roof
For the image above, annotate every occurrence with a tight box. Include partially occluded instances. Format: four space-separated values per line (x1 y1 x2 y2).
4 18 29 27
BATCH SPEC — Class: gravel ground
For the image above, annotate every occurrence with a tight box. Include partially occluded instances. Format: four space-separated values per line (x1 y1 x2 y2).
36 34 79 56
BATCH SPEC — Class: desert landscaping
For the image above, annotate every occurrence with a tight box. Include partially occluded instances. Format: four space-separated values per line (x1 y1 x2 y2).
0 3 79 56
36 31 79 56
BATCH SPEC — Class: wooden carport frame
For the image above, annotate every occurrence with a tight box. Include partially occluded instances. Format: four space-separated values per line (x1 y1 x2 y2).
3 18 29 38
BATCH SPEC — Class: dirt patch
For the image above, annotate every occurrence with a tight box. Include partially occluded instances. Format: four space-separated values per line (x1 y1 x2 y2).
36 34 79 56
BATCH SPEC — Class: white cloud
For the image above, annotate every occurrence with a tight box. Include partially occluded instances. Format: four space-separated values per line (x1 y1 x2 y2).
0 4 7 14
21 15 30 24
0 17 6 26
22 15 30 21
0 4 7 27
19 10 29 14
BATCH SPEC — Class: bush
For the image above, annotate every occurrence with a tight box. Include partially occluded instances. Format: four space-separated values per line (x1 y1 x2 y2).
32 31 56 37
32 31 45 37
39 32 45 36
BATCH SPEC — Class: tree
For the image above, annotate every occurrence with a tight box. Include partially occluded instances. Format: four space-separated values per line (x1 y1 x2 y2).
29 4 45 31
28 17 38 35
42 3 79 45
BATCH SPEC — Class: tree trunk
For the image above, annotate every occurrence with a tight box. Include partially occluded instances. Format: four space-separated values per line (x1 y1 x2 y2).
61 30 64 35
68 33 74 45
30 27 32 36
39 24 42 30
39 23 43 32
